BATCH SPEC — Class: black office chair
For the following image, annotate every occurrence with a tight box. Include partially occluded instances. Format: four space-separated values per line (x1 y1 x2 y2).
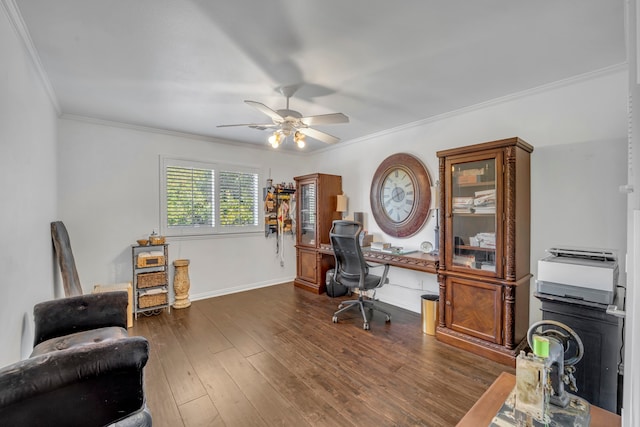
329 220 391 330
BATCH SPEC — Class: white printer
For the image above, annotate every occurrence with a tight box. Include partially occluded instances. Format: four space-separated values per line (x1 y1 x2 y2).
536 247 618 305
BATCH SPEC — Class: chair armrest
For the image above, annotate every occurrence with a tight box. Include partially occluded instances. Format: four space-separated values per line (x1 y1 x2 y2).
33 292 128 345
0 336 149 426
366 262 390 284
366 262 389 270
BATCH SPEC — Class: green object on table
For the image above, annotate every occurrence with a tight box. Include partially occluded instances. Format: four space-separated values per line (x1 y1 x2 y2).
532 335 550 358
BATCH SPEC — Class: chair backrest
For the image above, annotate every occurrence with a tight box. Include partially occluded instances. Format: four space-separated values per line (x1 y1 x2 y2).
330 220 368 285
51 221 83 296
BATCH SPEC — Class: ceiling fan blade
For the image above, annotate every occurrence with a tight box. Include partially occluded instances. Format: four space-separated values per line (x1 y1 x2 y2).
300 113 349 127
298 127 340 145
245 100 284 122
217 123 278 131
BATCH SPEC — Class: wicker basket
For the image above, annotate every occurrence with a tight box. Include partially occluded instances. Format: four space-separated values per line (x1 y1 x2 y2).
136 254 165 268
137 271 167 289
138 291 168 309
149 236 166 245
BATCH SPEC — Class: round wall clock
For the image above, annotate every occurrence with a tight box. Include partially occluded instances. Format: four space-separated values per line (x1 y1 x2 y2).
370 153 432 238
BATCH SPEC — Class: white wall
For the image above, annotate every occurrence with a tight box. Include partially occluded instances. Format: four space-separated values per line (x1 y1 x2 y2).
0 4 58 365
314 69 628 316
57 119 309 300
623 1 640 424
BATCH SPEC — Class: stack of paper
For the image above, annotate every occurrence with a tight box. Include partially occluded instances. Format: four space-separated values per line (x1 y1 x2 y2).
453 254 476 268
475 232 496 248
473 189 496 213
371 242 391 251
453 197 474 212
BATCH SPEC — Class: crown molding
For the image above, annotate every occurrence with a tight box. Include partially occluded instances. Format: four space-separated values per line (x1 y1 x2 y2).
328 62 629 153
1 0 61 114
60 113 311 155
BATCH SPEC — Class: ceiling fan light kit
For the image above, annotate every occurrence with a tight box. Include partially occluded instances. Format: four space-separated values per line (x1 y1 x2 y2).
218 85 349 149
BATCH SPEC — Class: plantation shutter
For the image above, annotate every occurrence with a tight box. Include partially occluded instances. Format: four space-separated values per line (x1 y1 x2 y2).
166 166 215 227
218 170 259 227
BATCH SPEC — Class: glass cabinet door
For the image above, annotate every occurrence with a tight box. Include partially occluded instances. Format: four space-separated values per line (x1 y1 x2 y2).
299 181 317 246
447 153 502 276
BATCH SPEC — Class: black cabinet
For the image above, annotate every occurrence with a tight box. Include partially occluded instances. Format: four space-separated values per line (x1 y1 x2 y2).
535 292 622 413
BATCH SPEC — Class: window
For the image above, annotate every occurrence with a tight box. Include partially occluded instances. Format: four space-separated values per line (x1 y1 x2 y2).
160 157 261 236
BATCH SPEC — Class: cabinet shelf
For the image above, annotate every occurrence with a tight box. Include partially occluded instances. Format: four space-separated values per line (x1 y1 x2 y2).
452 212 496 216
454 180 496 188
456 245 495 252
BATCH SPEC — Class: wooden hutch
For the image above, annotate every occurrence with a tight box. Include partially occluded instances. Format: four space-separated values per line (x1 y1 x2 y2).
293 173 342 294
436 137 533 366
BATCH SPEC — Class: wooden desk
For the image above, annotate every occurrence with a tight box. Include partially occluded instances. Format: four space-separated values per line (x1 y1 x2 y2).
318 244 438 274
457 372 621 427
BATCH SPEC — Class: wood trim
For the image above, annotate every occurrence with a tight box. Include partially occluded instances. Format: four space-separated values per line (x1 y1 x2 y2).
504 144 517 281
436 137 533 158
318 244 438 274
293 277 323 294
503 284 515 349
438 156 446 266
436 326 527 366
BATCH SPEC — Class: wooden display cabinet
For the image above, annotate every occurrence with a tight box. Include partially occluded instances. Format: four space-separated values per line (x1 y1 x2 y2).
436 137 533 366
294 173 342 294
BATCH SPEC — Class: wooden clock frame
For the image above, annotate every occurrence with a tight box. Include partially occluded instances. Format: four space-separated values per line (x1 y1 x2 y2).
370 153 432 238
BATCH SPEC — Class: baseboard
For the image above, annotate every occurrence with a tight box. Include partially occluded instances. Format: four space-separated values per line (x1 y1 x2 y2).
189 277 295 301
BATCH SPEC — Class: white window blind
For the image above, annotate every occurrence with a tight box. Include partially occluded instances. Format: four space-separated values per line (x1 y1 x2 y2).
218 170 259 227
161 157 261 236
166 166 215 227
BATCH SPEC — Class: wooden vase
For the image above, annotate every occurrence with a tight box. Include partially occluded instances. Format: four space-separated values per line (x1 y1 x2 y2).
172 259 191 309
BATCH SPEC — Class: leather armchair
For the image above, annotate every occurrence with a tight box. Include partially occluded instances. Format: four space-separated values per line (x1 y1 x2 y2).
0 292 152 427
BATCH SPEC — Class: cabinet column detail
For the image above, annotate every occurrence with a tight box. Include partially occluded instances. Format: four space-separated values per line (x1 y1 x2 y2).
437 273 446 328
503 284 515 349
438 156 446 264
504 145 517 281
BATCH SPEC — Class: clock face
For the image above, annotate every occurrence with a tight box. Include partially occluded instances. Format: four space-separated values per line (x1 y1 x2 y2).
381 168 415 223
370 153 432 238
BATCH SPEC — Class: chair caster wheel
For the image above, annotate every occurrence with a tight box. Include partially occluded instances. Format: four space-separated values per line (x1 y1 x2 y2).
363 322 370 330
332 316 338 323
385 315 391 322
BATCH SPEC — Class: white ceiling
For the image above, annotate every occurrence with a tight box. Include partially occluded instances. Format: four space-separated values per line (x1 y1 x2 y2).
14 0 627 152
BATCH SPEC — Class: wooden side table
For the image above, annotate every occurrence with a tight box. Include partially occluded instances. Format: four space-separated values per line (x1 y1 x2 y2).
93 282 134 328
457 372 621 427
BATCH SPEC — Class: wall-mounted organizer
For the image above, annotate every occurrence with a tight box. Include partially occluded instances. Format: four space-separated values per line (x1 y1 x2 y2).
264 184 296 238
132 243 170 317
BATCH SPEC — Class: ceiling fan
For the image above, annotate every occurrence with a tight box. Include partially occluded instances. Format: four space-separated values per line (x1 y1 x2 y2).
217 85 349 148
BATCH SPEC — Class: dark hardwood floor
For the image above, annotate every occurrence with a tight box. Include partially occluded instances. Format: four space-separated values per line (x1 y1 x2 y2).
130 283 513 427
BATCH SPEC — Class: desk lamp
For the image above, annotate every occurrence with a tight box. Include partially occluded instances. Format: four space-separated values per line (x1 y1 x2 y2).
337 193 348 219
